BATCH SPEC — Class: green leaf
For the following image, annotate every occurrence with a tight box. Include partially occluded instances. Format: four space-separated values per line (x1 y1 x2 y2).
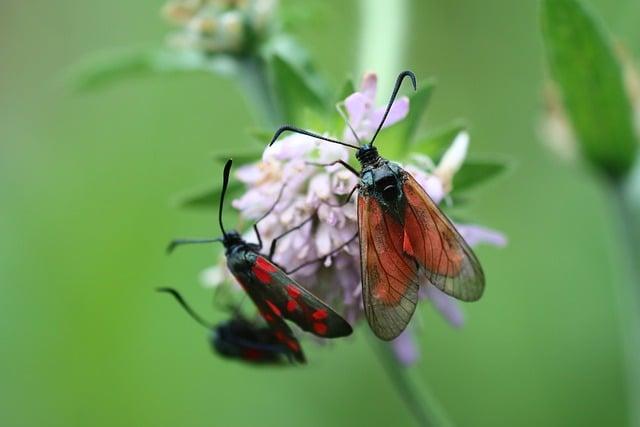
69 48 237 92
401 79 437 150
248 128 276 145
412 120 467 161
452 159 509 194
376 79 436 158
266 50 330 122
174 180 243 210
335 78 356 103
541 0 638 179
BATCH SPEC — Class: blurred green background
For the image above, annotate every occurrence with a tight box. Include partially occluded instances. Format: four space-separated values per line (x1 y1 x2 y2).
2 0 639 425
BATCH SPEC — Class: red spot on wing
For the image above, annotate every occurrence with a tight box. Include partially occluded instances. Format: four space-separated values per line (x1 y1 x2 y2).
275 330 286 342
266 300 282 317
312 309 328 321
242 349 263 360
252 257 278 284
286 300 298 312
313 322 328 335
403 229 415 257
286 285 301 299
286 339 300 352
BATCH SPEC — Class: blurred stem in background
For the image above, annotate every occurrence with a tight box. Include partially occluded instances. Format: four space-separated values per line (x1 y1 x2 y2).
541 0 640 424
357 0 409 97
368 334 454 427
610 169 640 427
359 1 453 426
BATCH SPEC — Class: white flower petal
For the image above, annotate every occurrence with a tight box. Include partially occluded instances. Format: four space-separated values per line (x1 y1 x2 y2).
436 131 469 178
200 265 225 288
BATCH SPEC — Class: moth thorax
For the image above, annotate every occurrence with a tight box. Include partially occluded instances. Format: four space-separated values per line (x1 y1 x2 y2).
356 145 380 166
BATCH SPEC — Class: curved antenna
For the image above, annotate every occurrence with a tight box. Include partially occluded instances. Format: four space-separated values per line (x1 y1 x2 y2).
218 159 233 236
369 70 417 146
157 287 212 329
268 125 360 150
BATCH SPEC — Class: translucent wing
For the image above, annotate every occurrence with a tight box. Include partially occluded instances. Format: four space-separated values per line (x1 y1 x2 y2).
358 193 419 341
401 172 485 301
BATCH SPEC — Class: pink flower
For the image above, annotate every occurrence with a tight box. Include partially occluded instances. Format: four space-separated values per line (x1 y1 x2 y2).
201 72 506 365
343 72 410 143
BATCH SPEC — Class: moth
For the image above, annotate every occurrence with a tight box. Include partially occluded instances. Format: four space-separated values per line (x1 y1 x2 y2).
269 70 485 340
157 287 303 364
167 159 353 361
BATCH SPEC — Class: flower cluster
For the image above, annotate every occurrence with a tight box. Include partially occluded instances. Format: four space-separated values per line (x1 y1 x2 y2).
202 72 506 364
162 0 277 54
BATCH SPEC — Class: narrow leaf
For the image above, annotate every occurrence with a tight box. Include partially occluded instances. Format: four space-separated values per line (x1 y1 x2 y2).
376 79 436 158
401 79 437 149
69 48 236 92
268 53 329 122
412 120 467 161
541 0 638 178
174 181 243 210
452 159 509 193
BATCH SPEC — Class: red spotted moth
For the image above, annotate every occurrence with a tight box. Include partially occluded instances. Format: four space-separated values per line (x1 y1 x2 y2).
167 159 352 362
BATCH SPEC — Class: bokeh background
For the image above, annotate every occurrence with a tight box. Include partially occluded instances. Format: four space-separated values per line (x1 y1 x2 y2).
2 0 640 426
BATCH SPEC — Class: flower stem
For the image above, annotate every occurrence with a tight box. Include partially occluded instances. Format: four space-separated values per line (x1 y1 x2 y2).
367 333 454 427
609 166 640 427
357 0 409 97
237 56 282 127
358 1 453 425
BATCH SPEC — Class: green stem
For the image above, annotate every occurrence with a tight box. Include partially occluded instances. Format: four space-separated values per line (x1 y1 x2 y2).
368 333 454 427
358 1 454 425
609 167 640 427
357 0 410 98
237 56 282 127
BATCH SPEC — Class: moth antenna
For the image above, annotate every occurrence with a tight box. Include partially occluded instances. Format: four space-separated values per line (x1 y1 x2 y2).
157 287 212 329
336 102 362 145
254 183 287 226
268 125 360 150
370 70 417 146
218 159 233 236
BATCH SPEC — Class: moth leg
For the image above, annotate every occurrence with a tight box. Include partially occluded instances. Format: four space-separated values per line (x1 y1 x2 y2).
166 238 221 254
305 160 359 177
319 185 358 208
268 215 314 259
253 184 287 250
284 232 358 275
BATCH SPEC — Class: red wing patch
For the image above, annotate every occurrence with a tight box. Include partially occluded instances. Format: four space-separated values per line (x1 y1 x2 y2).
358 193 419 341
402 172 484 301
252 256 278 284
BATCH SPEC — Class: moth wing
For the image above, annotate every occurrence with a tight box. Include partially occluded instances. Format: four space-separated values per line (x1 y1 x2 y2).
358 193 419 341
228 256 305 363
248 254 353 338
402 172 485 301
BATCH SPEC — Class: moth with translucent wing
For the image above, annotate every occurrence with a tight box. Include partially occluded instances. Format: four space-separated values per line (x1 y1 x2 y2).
269 71 485 340
167 159 353 361
157 287 303 364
